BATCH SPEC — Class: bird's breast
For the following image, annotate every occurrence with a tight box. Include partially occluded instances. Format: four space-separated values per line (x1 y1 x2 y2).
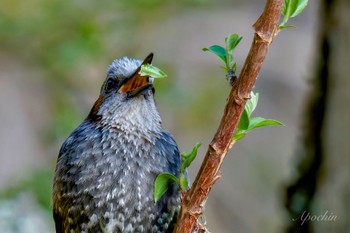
62 129 170 232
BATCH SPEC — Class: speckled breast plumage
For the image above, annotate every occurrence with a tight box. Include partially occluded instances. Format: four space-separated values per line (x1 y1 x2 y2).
53 120 181 233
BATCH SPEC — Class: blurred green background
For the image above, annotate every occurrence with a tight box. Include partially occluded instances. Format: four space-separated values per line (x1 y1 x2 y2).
1 0 349 233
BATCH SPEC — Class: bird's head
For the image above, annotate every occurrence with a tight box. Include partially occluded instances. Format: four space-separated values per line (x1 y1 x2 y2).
88 53 162 133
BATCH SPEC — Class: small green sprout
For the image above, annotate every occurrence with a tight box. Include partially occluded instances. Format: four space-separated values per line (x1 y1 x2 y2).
233 92 283 141
280 0 309 28
154 143 201 202
203 33 243 78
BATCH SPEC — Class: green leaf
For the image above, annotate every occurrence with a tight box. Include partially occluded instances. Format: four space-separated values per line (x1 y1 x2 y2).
282 0 287 15
237 109 249 131
154 173 179 202
233 109 249 141
234 118 283 141
220 66 228 72
139 64 167 79
232 63 237 72
232 130 247 141
291 0 308 17
282 0 308 18
245 92 259 117
227 53 234 69
279 24 297 30
225 34 243 70
233 92 283 141
202 45 226 63
282 0 291 17
225 34 243 53
179 173 189 191
248 117 284 131
181 143 202 173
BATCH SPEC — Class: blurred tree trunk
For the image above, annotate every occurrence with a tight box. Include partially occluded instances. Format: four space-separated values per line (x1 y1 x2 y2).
284 0 350 232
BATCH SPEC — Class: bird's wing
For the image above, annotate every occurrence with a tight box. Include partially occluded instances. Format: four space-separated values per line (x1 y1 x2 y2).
53 209 64 233
53 121 92 232
152 130 182 232
156 130 181 176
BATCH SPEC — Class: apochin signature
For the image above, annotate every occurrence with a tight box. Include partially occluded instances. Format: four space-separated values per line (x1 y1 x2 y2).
293 210 337 225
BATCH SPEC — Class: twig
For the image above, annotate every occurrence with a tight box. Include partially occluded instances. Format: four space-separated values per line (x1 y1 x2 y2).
173 1 283 232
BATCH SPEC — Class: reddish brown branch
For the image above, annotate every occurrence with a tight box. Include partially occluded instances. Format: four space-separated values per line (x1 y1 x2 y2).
173 1 283 232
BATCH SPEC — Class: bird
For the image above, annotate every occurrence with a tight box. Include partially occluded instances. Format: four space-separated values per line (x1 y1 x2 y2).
52 53 181 233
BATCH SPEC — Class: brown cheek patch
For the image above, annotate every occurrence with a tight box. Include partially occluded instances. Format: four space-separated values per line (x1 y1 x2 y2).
87 95 105 121
119 75 148 93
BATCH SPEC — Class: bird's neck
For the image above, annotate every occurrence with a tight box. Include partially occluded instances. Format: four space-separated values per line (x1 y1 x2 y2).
100 104 162 141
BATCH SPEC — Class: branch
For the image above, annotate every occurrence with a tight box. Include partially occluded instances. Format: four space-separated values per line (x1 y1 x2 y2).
173 1 283 232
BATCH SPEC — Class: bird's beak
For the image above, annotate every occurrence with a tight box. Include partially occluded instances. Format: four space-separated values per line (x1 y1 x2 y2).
118 53 154 94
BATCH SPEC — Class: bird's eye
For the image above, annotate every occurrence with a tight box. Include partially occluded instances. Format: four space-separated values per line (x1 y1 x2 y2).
105 78 118 92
